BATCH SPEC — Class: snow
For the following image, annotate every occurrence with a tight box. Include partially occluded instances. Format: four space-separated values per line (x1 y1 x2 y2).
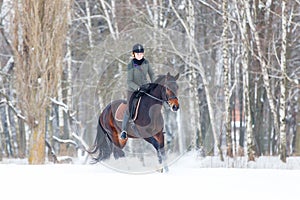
1 151 300 200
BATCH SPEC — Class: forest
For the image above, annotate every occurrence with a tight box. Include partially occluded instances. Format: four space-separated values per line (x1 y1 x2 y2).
0 0 299 166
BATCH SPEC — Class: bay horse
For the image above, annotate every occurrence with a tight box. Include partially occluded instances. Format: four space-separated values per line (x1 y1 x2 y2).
88 72 180 172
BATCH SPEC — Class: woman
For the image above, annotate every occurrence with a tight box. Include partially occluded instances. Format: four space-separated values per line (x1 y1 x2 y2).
120 43 155 140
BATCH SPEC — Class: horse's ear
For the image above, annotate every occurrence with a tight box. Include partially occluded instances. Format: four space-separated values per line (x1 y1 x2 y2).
174 73 179 80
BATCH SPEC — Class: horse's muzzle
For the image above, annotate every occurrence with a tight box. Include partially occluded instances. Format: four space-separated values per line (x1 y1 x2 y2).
168 97 179 112
172 104 179 111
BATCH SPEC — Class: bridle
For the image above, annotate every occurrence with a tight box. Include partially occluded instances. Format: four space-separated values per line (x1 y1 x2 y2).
143 83 178 105
164 86 178 102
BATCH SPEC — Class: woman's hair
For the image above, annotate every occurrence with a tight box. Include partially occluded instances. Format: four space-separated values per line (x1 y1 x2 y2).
131 51 145 58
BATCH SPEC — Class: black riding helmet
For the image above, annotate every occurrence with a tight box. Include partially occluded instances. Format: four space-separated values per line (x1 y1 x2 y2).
132 43 144 53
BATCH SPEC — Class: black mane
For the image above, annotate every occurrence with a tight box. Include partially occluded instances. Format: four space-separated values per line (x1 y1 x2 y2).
154 75 166 84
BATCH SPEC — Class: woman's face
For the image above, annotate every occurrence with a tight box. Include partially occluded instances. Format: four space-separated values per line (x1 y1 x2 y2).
134 52 144 60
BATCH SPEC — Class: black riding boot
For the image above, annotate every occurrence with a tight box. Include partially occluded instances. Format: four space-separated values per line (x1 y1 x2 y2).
120 112 129 139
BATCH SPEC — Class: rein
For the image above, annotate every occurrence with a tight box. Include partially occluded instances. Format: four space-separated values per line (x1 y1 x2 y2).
143 92 165 103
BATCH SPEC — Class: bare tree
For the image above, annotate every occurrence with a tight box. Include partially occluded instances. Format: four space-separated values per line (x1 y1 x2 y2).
12 0 70 164
170 0 223 160
99 0 119 40
244 0 280 149
233 0 256 160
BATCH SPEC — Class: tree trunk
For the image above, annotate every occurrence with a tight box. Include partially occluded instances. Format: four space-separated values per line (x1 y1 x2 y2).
222 0 233 157
0 118 2 160
84 0 94 48
0 106 13 157
279 0 287 162
295 99 300 155
238 41 245 156
18 118 27 158
187 0 202 150
236 1 256 160
28 118 46 164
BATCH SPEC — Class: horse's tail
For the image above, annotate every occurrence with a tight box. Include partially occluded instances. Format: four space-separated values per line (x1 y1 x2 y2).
87 119 113 163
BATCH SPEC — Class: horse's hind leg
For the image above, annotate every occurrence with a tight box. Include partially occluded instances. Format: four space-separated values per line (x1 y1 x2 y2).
107 109 128 149
112 145 125 159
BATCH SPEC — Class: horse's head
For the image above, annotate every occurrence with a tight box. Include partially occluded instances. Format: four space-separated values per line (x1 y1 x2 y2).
155 72 180 112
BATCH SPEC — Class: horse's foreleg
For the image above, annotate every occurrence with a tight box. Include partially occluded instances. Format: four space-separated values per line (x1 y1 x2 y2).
157 147 169 172
144 133 169 172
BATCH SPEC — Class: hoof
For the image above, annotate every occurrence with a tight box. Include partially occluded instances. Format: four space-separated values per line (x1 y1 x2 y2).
120 131 127 140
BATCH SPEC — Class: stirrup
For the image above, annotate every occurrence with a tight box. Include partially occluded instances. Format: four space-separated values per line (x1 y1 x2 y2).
120 131 127 140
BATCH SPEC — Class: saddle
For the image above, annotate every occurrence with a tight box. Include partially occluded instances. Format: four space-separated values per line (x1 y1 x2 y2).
115 97 142 122
115 83 152 122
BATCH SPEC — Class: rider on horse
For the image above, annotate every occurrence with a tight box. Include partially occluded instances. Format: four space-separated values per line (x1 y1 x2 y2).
120 43 156 140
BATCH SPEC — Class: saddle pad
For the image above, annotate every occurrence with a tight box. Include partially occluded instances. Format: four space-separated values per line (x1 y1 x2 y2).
115 103 127 122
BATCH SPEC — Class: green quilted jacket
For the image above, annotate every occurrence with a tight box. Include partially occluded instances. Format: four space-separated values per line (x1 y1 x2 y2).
127 59 155 92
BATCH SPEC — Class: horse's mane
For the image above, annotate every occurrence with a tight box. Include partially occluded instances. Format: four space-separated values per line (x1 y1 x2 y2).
145 82 159 92
154 75 166 84
147 74 167 91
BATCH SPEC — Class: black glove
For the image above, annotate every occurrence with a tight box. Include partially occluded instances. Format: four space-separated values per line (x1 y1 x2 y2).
138 87 146 93
139 84 149 93
135 91 142 98
135 87 145 98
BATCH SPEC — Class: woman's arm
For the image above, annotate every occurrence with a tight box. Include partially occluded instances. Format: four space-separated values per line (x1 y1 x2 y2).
147 62 155 82
127 63 139 91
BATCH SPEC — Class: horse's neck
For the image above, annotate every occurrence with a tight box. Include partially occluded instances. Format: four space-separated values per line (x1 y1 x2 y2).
149 84 164 103
148 85 163 110
142 85 164 111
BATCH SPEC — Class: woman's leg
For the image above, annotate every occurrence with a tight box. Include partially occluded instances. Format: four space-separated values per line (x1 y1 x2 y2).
120 91 133 139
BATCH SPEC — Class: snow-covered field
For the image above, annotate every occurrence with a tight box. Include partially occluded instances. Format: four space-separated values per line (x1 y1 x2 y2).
1 151 300 200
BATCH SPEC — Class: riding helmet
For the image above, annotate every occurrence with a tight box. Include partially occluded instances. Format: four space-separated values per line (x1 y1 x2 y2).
132 43 144 53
